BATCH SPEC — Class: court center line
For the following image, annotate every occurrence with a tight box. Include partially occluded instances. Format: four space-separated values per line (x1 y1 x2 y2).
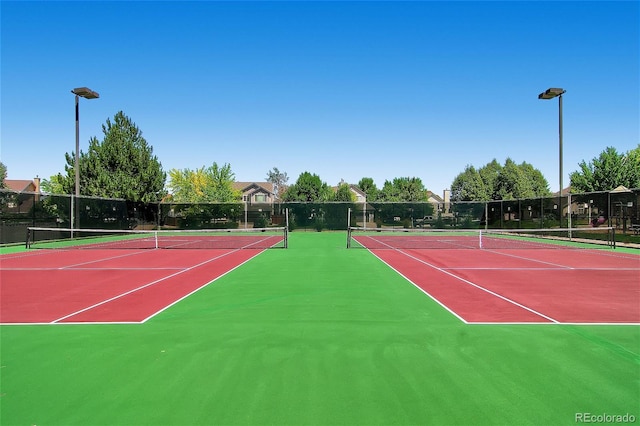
481 249 574 269
58 249 154 269
51 249 242 323
366 249 469 324
140 249 266 323
395 248 560 323
362 235 564 323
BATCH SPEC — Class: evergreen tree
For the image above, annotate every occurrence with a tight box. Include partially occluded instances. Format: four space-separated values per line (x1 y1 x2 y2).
0 162 7 188
62 111 166 202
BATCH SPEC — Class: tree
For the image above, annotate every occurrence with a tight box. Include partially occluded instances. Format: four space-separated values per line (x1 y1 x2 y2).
356 177 379 201
281 172 332 202
519 162 550 196
334 183 356 202
450 158 550 201
494 158 533 200
570 145 640 192
377 177 428 202
61 111 166 202
0 162 6 188
478 159 502 200
167 163 240 202
266 167 289 199
624 146 640 189
450 165 489 201
40 174 66 194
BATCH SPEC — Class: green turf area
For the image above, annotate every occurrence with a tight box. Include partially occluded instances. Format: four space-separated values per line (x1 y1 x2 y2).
1 232 638 425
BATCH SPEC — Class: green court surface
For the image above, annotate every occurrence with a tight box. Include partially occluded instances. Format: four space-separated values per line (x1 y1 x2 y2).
1 232 638 425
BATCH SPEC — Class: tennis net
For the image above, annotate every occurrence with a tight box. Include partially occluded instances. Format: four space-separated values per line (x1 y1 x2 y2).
26 227 288 250
347 226 616 250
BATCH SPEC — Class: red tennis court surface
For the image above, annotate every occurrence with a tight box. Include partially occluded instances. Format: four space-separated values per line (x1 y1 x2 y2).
363 241 640 324
0 248 264 324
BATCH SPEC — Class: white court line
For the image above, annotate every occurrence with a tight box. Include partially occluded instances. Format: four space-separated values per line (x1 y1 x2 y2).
140 250 265 323
441 267 640 271
396 248 561 323
469 321 640 326
2 267 184 271
366 249 469 324
51 249 244 323
480 248 575 269
355 237 559 323
58 250 153 269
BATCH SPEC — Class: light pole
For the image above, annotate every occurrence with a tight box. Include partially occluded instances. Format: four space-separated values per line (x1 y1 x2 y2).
72 87 99 198
71 87 99 230
538 87 565 227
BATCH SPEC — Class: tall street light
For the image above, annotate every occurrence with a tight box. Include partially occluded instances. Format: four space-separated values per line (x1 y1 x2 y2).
538 87 565 226
71 87 99 231
72 87 99 198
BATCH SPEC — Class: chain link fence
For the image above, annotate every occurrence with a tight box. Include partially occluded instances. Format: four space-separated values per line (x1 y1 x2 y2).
2 188 639 245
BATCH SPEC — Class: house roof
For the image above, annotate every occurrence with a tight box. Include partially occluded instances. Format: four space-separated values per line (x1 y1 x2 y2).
426 191 443 203
552 186 572 196
330 184 366 195
348 184 366 197
4 179 35 192
232 182 274 194
611 185 631 193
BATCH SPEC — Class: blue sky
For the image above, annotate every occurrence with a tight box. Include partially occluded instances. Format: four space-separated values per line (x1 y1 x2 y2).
1 1 638 196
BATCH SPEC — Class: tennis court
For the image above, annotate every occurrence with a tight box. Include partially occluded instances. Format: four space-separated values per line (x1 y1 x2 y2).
1 231 638 425
1 227 287 324
348 227 639 324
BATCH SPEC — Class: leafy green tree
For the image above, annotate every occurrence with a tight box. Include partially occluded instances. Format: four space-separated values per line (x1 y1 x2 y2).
281 172 332 202
334 183 356 202
61 111 166 202
451 158 550 201
266 167 289 199
168 163 240 202
40 174 66 194
378 177 428 202
495 158 533 200
570 145 640 192
356 177 379 201
519 162 550 196
624 146 640 189
478 159 502 200
0 162 6 188
450 165 489 201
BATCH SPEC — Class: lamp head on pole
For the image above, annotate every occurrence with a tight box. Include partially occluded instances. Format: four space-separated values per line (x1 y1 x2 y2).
538 88 565 100
71 87 100 99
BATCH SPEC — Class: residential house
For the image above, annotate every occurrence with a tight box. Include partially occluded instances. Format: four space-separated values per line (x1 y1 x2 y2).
332 180 367 203
348 185 367 203
4 178 41 194
232 182 276 205
2 177 41 214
